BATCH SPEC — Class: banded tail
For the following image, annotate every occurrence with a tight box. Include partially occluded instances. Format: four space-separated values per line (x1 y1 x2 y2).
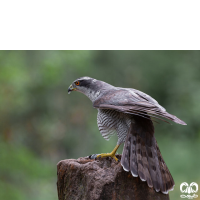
121 116 175 194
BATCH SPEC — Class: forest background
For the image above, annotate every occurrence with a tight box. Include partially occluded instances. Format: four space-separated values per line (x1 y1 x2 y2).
0 50 200 200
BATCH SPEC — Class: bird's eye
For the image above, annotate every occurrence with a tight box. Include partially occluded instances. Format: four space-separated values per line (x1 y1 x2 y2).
75 81 80 86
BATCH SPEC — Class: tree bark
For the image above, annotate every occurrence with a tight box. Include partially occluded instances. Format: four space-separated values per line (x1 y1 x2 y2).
57 155 169 200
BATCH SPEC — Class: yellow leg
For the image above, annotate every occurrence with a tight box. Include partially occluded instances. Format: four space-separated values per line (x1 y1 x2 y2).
96 144 120 161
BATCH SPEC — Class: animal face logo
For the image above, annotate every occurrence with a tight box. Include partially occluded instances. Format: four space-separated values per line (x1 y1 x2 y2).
180 182 198 199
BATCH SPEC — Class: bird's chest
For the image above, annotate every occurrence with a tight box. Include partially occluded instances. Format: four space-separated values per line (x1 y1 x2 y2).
97 109 132 141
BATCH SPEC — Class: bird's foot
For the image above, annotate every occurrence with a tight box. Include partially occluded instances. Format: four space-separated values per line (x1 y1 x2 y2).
96 152 119 162
97 144 120 162
88 144 120 162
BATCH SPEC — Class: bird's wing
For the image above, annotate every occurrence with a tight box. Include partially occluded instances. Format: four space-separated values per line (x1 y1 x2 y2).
93 88 186 125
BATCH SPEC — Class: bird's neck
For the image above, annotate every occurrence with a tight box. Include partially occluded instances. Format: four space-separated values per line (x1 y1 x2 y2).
85 89 101 102
84 81 114 102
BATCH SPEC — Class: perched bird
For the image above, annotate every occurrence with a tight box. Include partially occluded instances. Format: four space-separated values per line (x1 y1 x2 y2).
68 76 186 194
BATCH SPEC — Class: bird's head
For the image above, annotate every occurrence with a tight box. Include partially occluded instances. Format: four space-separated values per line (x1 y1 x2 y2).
68 76 96 95
68 76 113 101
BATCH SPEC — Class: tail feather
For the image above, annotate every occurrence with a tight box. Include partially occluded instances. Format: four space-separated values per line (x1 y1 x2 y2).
121 134 131 172
121 118 175 194
140 137 153 187
156 143 175 193
150 141 163 192
136 135 145 181
130 132 138 177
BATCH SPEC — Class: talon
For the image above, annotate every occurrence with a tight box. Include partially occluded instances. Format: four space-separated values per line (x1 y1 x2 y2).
113 156 119 162
95 144 120 162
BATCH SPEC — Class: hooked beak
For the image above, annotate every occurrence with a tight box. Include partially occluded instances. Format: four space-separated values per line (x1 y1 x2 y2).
68 84 76 94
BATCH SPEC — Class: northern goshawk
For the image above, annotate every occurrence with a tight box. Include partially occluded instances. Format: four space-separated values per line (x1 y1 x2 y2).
68 76 186 194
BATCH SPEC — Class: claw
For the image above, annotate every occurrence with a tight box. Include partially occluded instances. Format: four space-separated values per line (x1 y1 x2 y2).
113 155 119 162
88 144 121 162
96 144 120 162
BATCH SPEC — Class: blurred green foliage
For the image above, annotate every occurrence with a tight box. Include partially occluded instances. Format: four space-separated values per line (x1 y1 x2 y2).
0 51 200 200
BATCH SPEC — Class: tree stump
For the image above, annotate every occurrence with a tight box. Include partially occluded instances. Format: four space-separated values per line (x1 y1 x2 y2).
57 155 169 200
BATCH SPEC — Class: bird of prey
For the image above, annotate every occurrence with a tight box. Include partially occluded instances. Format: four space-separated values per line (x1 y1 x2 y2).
68 76 186 194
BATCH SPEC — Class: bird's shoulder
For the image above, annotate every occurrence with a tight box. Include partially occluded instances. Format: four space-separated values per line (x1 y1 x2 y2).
93 86 165 111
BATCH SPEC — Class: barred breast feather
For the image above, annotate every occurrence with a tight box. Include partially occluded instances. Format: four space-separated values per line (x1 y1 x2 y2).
97 109 132 144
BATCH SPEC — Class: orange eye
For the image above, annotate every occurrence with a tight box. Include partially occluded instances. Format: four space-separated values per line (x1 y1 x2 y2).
75 81 80 86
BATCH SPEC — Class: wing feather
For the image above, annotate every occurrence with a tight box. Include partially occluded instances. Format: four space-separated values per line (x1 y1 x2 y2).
93 89 186 125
